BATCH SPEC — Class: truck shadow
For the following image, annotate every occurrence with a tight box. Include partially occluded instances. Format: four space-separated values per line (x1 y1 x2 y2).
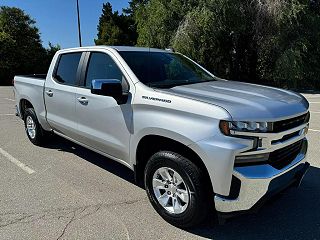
45 135 136 185
189 166 320 239
44 135 320 239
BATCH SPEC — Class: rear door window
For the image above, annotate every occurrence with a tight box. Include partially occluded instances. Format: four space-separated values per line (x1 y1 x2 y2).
54 52 82 86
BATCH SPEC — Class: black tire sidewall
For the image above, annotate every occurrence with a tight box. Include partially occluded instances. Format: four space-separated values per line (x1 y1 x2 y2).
144 151 207 228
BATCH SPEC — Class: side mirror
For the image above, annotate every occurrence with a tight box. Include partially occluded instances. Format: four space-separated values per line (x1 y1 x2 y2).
91 79 128 104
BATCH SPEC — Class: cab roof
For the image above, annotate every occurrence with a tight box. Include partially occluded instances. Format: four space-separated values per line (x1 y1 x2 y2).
108 46 169 53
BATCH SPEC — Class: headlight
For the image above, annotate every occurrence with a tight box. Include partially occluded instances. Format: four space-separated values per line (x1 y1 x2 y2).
220 120 271 135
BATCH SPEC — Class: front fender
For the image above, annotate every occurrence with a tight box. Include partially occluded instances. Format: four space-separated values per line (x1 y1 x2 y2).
130 127 195 165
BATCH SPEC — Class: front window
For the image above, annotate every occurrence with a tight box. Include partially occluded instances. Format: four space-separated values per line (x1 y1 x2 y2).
85 52 123 88
119 51 216 88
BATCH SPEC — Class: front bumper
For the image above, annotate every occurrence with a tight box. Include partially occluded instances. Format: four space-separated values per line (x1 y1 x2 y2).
214 138 309 214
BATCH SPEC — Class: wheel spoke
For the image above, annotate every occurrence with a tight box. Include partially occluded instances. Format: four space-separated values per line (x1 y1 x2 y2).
158 192 170 207
158 168 172 182
152 178 166 189
173 197 182 213
173 171 183 185
176 190 189 203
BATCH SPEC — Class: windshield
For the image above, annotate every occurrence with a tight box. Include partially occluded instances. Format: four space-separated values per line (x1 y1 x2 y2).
119 51 216 88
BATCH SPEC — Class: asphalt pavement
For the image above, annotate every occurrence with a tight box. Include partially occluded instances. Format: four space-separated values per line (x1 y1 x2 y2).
0 86 319 239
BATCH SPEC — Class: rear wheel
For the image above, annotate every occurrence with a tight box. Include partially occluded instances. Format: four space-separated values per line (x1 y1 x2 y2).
144 151 209 228
24 108 48 146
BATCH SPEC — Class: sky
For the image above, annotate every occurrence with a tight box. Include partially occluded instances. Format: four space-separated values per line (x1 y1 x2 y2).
2 0 129 48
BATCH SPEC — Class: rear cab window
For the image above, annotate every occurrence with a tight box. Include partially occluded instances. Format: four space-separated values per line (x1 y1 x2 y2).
54 52 82 86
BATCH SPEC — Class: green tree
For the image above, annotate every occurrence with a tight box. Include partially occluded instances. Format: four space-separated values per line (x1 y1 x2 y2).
135 0 198 48
256 0 320 89
172 0 258 81
43 42 61 71
95 2 137 46
134 0 320 90
123 0 149 15
0 6 48 85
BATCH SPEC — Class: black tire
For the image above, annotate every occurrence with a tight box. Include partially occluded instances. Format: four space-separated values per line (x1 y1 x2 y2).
24 108 48 146
144 151 209 228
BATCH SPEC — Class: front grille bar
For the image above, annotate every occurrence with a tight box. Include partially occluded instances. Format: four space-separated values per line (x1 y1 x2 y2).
271 112 310 133
235 140 304 169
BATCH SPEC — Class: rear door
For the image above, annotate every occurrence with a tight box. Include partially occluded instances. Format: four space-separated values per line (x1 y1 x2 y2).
74 51 133 162
44 51 84 139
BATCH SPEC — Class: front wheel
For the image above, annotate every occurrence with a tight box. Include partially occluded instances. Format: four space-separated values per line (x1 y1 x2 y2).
144 151 209 228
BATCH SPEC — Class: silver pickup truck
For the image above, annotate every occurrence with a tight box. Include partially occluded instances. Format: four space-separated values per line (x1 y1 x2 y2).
14 46 310 228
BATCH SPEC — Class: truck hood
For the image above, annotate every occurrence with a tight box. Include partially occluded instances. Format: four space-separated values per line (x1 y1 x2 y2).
161 80 309 121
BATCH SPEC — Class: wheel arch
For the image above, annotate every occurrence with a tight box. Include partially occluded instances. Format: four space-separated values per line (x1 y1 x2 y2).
19 98 34 119
134 134 214 197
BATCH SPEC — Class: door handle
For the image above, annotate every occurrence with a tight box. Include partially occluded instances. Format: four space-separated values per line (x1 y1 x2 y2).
77 97 89 105
45 90 53 97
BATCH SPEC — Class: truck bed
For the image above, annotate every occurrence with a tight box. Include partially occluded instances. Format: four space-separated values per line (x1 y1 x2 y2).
14 75 47 128
16 74 47 80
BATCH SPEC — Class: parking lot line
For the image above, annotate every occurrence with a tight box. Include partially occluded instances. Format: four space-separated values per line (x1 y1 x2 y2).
305 96 320 98
0 114 14 116
4 98 15 102
0 147 35 174
309 102 320 103
310 111 320 114
309 129 320 133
